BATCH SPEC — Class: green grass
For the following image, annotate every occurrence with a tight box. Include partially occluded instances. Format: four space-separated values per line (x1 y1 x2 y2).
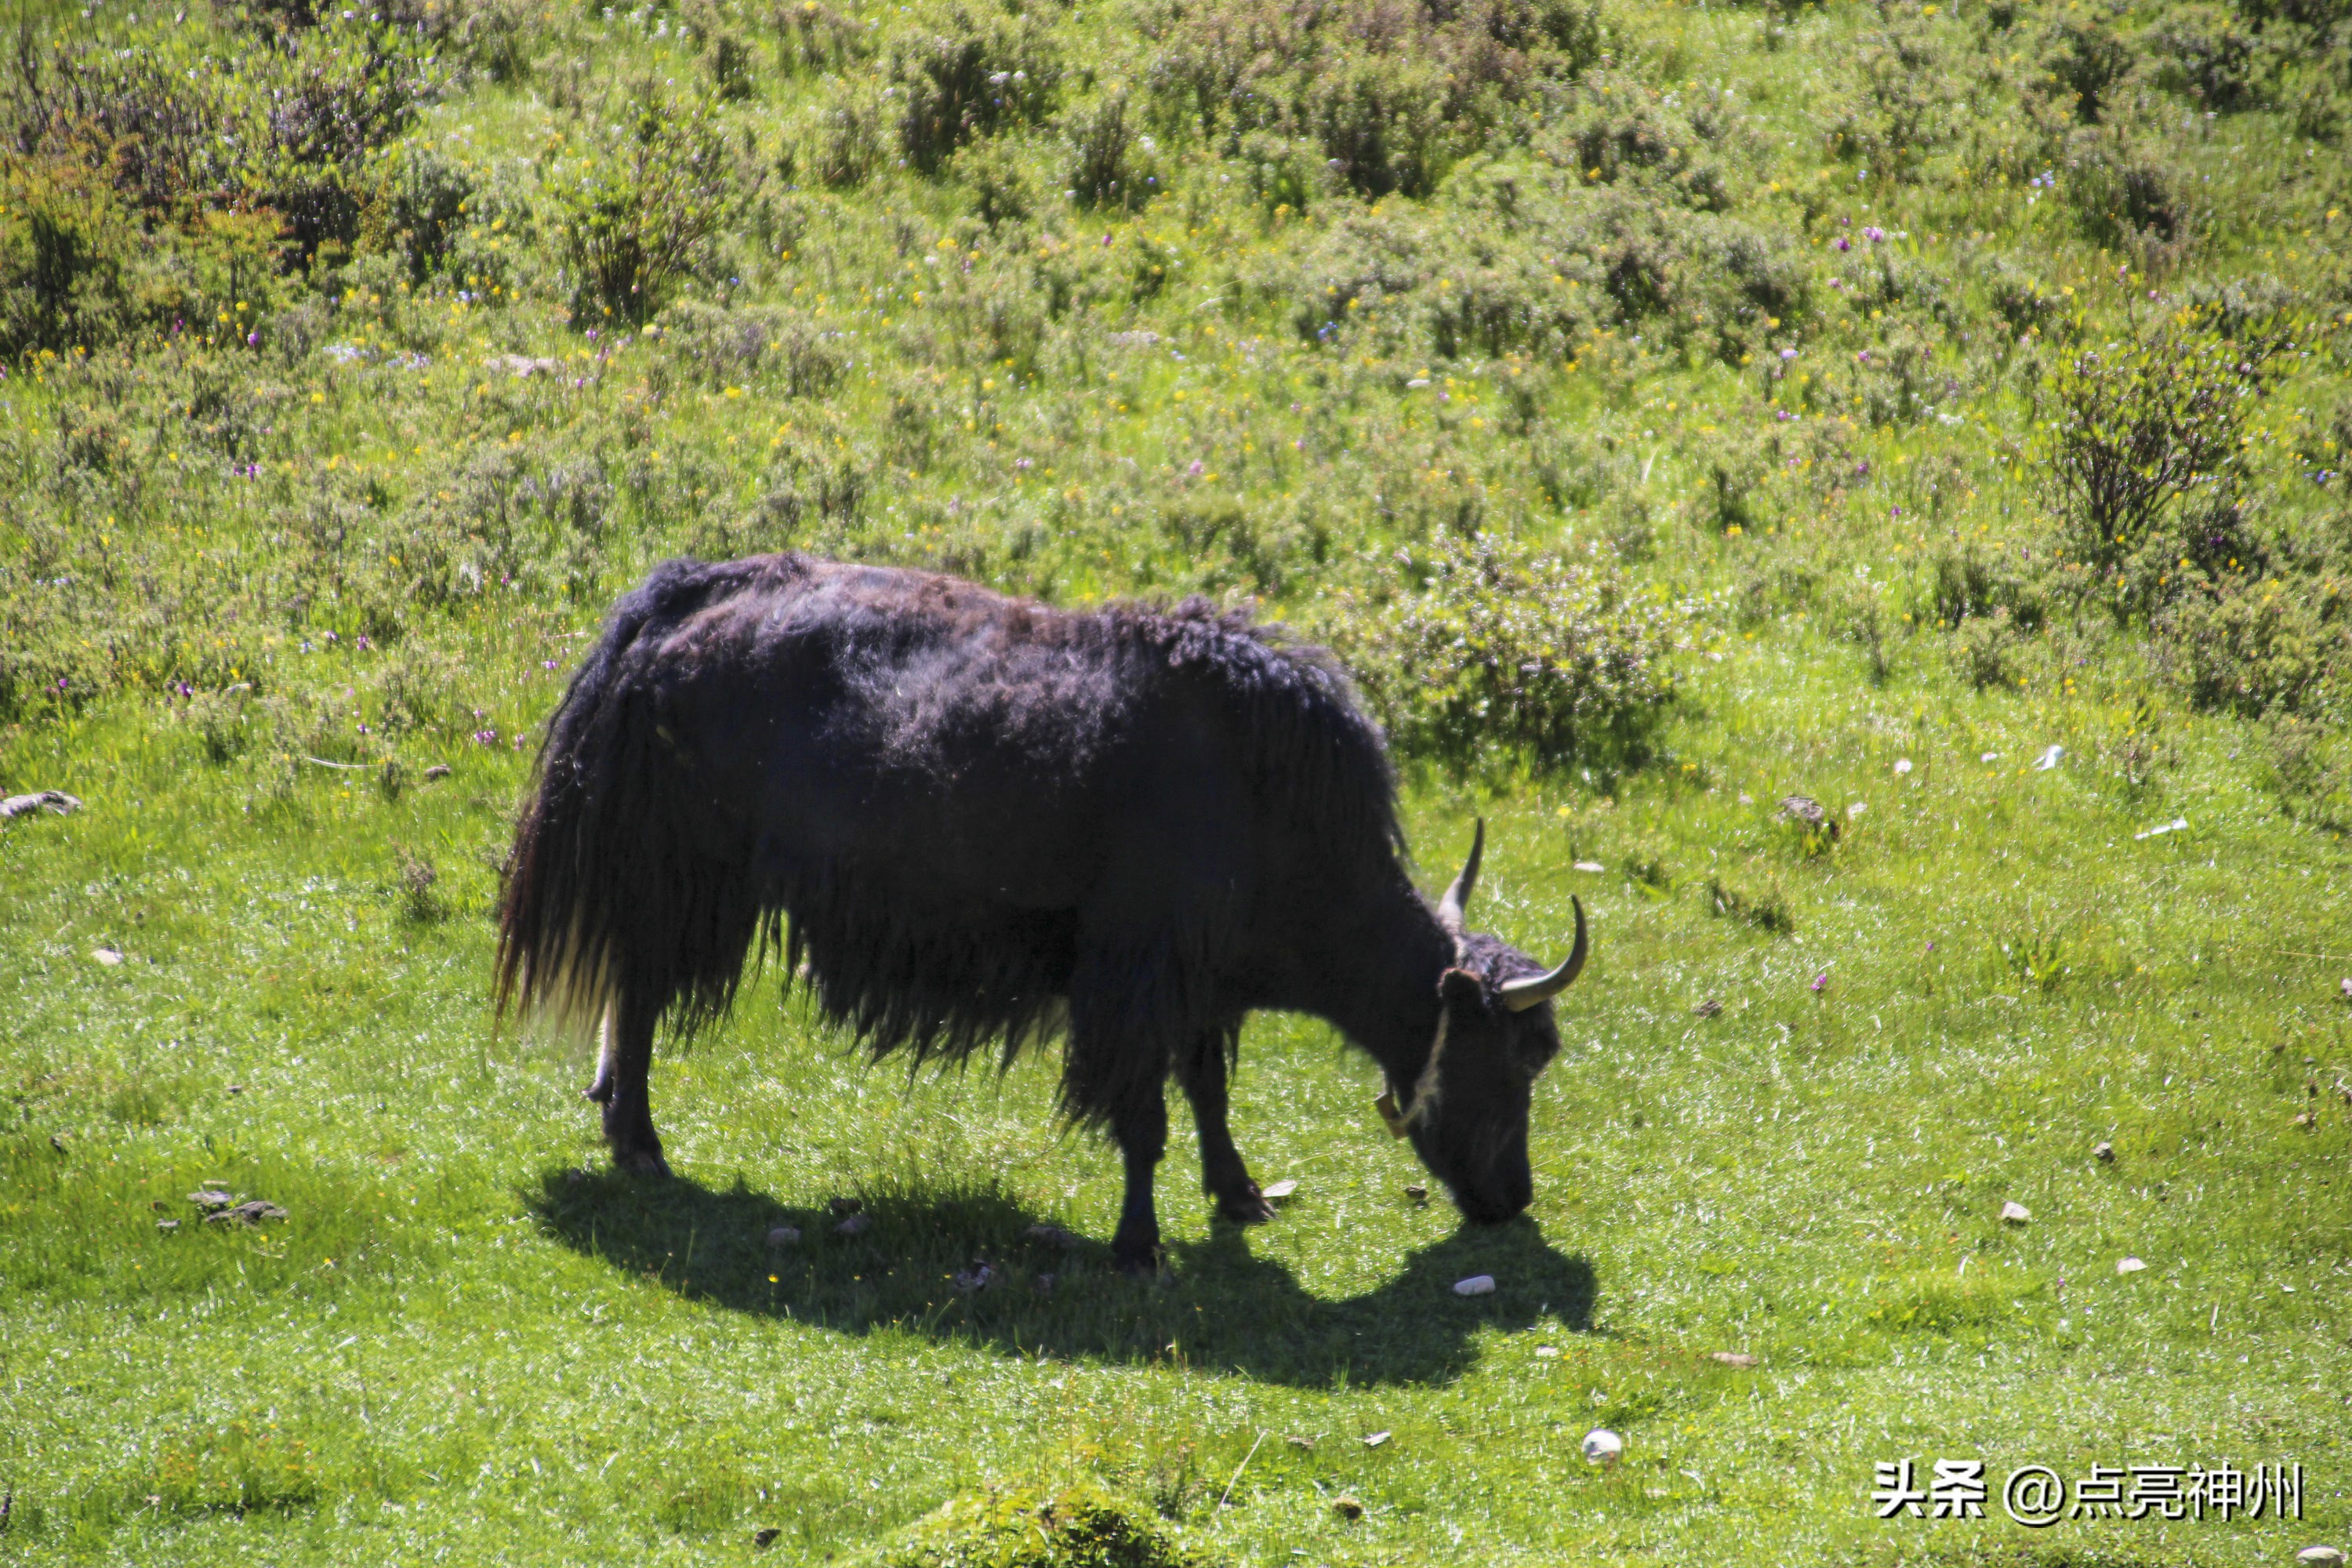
7 644 2351 1563
5 0 2352 1555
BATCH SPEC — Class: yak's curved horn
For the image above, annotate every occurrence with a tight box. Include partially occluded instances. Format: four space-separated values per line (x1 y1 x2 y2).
1437 818 1486 935
1498 895 1588 1012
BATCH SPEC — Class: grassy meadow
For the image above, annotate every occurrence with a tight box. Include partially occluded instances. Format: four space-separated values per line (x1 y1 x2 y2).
4 0 2352 1556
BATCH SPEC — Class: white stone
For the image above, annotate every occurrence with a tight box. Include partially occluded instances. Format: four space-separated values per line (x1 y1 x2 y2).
1453 1274 1496 1296
2000 1201 2031 1225
2117 1255 2147 1275
1582 1428 1624 1466
1260 1180 1297 1200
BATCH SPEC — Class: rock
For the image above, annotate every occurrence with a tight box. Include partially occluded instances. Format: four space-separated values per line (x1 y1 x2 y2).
953 1261 994 1294
485 354 561 379
1032 1272 1054 1295
1361 1431 1391 1448
829 1196 863 1218
2295 1547 2344 1566
2294 1111 2317 1130
1332 1494 1364 1521
226 1084 245 1095
753 1526 782 1548
2116 1256 2147 1275
1454 1274 1497 1296
766 1225 801 1247
2 789 82 821
157 1218 180 1232
834 1213 872 1237
1581 1428 1624 1466
1691 999 1724 1018
2000 1201 2031 1225
187 1189 234 1211
1404 1185 1428 1206
213 1200 286 1225
2092 1141 2115 1163
1573 860 1606 873
1535 1345 1560 1358
1708 1352 1756 1368
1023 1221 1079 1248
1778 795 1826 825
1259 1179 1297 1201
93 947 125 966
423 764 452 781
1284 1436 1314 1450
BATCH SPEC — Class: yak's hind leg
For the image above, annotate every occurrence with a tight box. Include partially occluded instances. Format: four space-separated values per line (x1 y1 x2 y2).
1177 1029 1272 1225
586 994 669 1177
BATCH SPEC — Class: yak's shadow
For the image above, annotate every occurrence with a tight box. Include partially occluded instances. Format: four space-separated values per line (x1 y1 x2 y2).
528 1167 1596 1388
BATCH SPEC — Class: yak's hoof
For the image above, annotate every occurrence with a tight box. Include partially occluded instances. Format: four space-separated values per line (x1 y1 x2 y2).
612 1145 671 1178
1214 1184 1276 1226
1112 1243 1163 1280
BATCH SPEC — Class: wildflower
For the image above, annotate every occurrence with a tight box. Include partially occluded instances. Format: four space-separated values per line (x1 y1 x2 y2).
245 331 260 347
1835 236 1852 252
1863 226 1886 243
1186 459 1204 477
355 635 372 650
473 729 499 746
1810 971 1828 994
1780 347 1798 361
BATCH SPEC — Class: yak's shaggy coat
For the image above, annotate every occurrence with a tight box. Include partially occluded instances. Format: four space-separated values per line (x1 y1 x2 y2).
498 554 1580 1266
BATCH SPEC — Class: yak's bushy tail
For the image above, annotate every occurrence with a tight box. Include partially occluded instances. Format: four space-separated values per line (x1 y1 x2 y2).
495 559 771 1040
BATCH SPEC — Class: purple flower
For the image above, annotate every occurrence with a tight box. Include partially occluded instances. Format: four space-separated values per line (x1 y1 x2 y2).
355 634 372 650
56 677 69 691
357 722 371 735
1809 971 1828 994
1186 459 1204 477
245 331 260 347
1835 236 1851 252
1856 350 1872 364
473 728 499 746
325 630 339 644
542 659 557 670
1780 347 1798 361
1863 226 1886 243
1892 505 1902 517
1015 457 1033 470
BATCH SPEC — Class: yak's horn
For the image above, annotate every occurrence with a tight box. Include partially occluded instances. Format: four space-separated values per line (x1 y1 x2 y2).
1498 896 1588 1012
1437 818 1485 935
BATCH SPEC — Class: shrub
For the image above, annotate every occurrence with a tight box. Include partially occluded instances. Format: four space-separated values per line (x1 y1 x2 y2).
1065 93 1149 209
2151 573 2348 717
547 99 735 321
1334 532 1696 776
2038 305 2294 622
888 2 1059 174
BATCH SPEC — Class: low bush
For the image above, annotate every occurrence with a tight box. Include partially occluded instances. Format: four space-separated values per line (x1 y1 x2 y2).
1332 532 1696 776
546 98 736 322
889 2 1059 174
2038 304 2295 622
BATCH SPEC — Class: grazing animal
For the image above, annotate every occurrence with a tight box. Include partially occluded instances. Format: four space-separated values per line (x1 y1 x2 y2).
496 554 1587 1271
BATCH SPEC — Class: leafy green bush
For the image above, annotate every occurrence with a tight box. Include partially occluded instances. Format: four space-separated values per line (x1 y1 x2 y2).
546 99 736 321
2039 304 2294 622
1334 532 1696 776
866 1479 1201 1568
888 2 1059 174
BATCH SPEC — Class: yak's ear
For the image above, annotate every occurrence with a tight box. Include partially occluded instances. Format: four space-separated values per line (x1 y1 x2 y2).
1437 967 1486 1011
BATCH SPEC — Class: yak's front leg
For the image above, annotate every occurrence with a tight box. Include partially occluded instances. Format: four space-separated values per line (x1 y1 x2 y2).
1178 1036 1272 1225
1108 1087 1168 1276
585 997 669 1177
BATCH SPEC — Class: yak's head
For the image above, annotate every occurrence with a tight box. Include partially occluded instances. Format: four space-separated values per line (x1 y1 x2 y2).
1380 822 1587 1225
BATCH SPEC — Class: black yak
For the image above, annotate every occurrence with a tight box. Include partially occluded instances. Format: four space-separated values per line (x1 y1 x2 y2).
496 554 1586 1272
